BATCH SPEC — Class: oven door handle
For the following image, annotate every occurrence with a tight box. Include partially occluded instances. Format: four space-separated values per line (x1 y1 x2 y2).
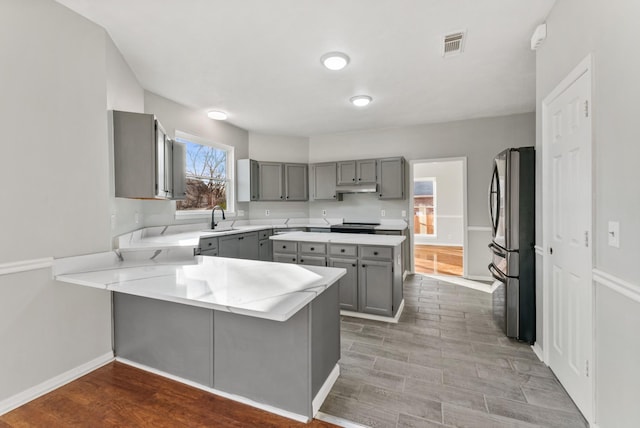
488 263 507 282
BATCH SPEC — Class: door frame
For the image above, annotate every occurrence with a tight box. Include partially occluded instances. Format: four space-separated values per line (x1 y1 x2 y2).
408 157 468 277
541 53 594 420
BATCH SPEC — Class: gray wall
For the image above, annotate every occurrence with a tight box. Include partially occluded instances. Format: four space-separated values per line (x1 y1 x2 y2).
0 0 112 403
537 1 640 426
309 113 535 277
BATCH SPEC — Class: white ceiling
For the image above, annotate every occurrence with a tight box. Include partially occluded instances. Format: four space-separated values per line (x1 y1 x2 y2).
56 0 555 137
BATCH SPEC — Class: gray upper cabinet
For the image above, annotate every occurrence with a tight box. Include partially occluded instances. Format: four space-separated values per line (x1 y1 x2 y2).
258 162 285 201
284 163 308 201
237 159 259 202
112 110 186 200
311 163 338 200
337 159 377 185
337 161 357 185
378 157 405 199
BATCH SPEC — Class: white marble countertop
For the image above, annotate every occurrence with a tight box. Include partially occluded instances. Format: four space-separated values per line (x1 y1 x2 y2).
270 231 405 246
54 252 346 322
116 219 406 251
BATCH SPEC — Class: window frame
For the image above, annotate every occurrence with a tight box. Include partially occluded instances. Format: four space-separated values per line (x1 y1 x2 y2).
174 130 235 219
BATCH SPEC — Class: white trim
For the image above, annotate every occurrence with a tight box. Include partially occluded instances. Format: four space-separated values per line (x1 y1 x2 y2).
423 273 497 293
0 257 53 276
341 299 405 324
593 269 640 304
0 352 114 416
467 226 492 232
315 412 369 428
531 343 544 362
409 157 468 278
312 364 340 416
534 245 544 256
465 274 494 283
116 357 309 423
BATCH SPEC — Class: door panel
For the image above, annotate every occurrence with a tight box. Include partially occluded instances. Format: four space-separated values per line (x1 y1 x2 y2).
545 69 592 418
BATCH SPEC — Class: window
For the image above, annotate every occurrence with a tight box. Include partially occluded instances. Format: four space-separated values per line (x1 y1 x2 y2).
175 131 234 215
413 178 436 236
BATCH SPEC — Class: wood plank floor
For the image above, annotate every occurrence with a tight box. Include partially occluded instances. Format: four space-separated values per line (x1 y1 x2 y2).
320 274 588 427
414 245 463 276
0 362 336 427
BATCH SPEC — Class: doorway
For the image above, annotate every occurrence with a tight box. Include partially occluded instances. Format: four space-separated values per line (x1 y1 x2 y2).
410 158 466 277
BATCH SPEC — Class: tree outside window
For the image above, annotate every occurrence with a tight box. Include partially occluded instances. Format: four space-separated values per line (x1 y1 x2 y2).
175 137 230 211
414 178 436 236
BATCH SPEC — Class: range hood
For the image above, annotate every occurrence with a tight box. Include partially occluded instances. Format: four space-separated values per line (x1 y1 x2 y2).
335 183 378 194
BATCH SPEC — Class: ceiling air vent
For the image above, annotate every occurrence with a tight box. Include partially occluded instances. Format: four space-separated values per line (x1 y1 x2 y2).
442 31 466 57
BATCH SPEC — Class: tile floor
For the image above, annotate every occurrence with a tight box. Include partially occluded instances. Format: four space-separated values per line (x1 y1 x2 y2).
320 274 588 428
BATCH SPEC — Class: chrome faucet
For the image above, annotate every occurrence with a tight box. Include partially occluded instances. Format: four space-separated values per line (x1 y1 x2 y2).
211 205 226 229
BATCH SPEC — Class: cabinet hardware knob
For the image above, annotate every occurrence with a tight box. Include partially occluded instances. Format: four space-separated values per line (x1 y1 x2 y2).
293 258 296 262
286 196 289 199
374 251 378 255
280 196 283 199
379 194 382 197
358 178 361 181
333 195 336 198
352 178 355 182
283 245 286 249
362 264 366 268
300 259 304 263
310 247 315 251
352 264 356 267
340 249 345 253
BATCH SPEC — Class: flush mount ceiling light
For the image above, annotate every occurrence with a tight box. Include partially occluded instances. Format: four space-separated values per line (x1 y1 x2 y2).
207 110 228 120
350 95 372 107
320 52 350 71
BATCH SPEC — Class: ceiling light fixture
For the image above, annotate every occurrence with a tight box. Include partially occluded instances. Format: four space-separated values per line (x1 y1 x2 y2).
321 52 350 71
207 110 228 120
350 95 372 107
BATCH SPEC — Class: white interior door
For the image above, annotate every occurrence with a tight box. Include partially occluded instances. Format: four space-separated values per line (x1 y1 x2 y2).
543 64 593 419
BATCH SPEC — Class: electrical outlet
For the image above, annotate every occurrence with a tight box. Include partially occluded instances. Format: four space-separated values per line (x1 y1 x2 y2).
265 209 270 217
381 209 386 217
401 210 406 217
322 209 327 217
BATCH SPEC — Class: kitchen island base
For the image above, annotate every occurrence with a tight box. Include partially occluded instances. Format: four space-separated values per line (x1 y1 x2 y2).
113 283 340 422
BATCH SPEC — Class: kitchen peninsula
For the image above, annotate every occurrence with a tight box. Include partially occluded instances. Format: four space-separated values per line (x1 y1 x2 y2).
53 249 345 422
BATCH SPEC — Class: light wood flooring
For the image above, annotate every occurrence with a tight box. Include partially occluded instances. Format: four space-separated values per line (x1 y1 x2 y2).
0 362 336 428
414 245 463 276
320 274 588 428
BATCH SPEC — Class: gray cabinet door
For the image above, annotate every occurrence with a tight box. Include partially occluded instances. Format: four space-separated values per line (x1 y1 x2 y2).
298 255 326 266
312 163 338 200
250 160 260 201
274 253 298 264
171 141 186 200
378 157 405 199
218 235 241 258
330 258 358 311
239 232 259 260
336 161 356 185
258 162 284 200
285 163 308 201
258 239 272 261
356 159 377 184
359 260 393 316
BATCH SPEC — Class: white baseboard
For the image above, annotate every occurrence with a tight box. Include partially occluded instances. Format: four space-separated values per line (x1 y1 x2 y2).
315 411 369 428
531 342 544 363
312 364 339 416
0 351 114 416
116 357 309 423
341 299 405 324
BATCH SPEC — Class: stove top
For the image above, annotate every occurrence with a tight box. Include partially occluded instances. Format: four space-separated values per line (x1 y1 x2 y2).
330 222 380 234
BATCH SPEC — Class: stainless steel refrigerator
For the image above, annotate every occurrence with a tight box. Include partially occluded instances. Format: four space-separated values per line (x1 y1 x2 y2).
488 147 535 344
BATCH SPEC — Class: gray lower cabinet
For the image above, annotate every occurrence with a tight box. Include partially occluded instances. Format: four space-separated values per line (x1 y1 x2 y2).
359 260 394 317
258 239 272 261
217 232 259 260
378 157 405 199
329 258 358 311
274 241 327 267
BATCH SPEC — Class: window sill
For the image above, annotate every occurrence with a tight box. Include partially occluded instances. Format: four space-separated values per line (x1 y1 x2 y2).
175 210 236 220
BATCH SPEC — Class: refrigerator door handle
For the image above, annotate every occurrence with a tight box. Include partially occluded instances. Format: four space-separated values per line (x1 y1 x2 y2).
488 164 501 237
488 263 507 282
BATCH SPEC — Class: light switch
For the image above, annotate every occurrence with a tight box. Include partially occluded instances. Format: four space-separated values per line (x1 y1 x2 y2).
608 221 620 248
265 209 270 217
322 209 327 217
381 209 386 217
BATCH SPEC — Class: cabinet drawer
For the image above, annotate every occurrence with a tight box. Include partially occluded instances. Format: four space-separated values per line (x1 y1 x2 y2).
329 244 357 257
200 249 218 257
199 237 218 251
258 229 273 240
298 255 326 266
273 241 297 253
299 242 326 255
273 253 297 264
359 246 392 260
